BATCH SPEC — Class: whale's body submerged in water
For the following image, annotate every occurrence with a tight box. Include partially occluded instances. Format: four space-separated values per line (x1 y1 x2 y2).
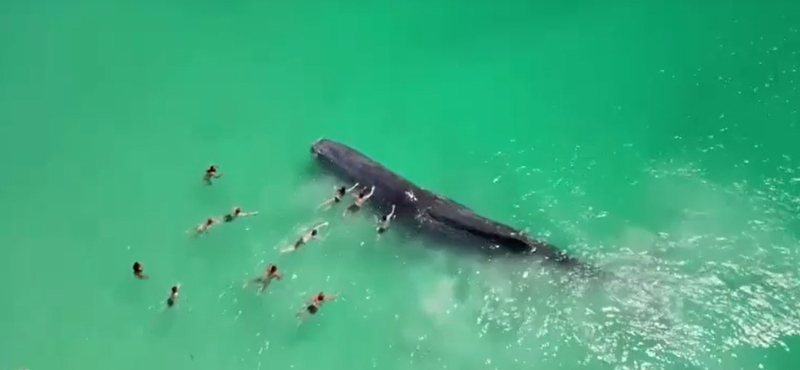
310 138 593 270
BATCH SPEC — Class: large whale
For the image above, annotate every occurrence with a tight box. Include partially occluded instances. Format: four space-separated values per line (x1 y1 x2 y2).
310 138 592 269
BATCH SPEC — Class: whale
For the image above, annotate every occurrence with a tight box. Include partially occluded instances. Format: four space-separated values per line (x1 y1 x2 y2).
310 138 592 270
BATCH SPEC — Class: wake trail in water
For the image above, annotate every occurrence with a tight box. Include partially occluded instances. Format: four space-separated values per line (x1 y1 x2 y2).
400 159 800 370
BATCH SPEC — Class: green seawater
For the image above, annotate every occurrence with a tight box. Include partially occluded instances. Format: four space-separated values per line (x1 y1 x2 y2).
2 0 800 369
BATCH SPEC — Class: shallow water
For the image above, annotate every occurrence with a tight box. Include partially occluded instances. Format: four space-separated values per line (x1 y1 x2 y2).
2 0 800 369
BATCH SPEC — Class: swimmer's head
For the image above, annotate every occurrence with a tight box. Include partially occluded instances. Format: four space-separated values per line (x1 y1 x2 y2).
311 229 318 236
234 207 241 215
268 265 277 273
338 186 346 193
317 292 325 300
206 218 214 225
133 262 142 272
358 188 367 196
207 165 217 173
171 286 179 293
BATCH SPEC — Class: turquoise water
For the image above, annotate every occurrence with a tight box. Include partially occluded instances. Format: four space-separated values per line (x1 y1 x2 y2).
2 0 800 369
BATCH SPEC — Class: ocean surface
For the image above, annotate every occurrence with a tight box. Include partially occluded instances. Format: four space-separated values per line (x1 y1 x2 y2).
2 0 800 369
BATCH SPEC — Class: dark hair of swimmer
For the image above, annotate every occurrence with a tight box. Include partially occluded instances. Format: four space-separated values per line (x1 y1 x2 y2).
311 229 318 236
317 292 325 300
171 286 179 293
358 188 367 197
234 207 241 214
269 265 277 273
207 165 216 173
133 262 142 273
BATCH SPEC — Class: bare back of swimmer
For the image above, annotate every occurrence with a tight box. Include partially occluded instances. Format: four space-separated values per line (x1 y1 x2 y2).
203 165 224 185
246 264 282 293
344 186 375 216
223 206 258 222
281 222 329 253
189 217 220 236
376 204 396 234
319 182 359 210
166 285 180 308
297 292 337 320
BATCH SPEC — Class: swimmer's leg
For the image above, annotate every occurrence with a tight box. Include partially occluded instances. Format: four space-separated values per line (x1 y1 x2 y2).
318 198 335 210
257 280 271 294
296 308 315 322
243 277 263 288
281 239 302 253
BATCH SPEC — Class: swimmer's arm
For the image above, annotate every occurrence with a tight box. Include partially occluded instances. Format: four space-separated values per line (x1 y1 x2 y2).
346 183 360 192
275 271 283 280
241 211 258 217
388 204 396 217
324 294 338 301
365 186 376 199
313 222 329 230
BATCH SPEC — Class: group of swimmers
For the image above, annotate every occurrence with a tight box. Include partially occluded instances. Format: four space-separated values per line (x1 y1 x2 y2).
131 165 398 319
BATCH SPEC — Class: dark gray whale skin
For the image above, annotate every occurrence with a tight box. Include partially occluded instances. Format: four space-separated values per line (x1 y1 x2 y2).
310 138 593 270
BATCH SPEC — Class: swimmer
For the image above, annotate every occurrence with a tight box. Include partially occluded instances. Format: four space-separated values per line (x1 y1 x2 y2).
246 264 283 293
343 186 375 216
188 217 220 236
203 165 224 185
223 206 258 222
281 222 329 253
318 182 359 210
132 262 148 279
296 292 337 319
166 285 180 308
376 204 396 235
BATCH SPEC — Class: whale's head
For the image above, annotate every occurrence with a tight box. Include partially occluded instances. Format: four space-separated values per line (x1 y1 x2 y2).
311 138 349 163
310 138 367 179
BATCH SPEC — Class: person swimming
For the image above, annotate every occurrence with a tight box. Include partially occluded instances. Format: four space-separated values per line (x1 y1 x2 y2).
189 217 219 236
376 204 396 234
246 264 282 293
344 186 375 216
318 182 359 210
281 222 329 253
297 292 337 319
167 285 180 308
223 206 258 222
132 262 148 279
203 165 224 185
